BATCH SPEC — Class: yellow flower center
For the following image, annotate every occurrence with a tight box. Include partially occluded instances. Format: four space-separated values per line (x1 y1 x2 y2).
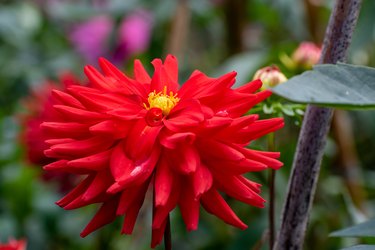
145 86 180 116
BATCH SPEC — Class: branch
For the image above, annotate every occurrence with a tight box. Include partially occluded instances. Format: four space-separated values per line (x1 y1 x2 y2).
273 1 362 249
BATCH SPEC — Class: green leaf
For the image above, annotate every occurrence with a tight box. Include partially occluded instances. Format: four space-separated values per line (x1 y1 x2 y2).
330 218 375 237
271 63 375 109
341 245 375 250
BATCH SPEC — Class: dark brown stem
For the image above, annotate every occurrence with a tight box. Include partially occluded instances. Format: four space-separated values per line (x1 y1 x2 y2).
268 133 276 249
273 1 362 250
164 214 172 250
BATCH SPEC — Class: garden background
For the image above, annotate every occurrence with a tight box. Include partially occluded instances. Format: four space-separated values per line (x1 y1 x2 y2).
1 0 375 249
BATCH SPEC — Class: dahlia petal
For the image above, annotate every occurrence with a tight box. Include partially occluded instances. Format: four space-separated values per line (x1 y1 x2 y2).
98 58 147 97
210 158 268 174
163 54 178 83
213 91 259 118
107 107 145 120
120 182 149 234
150 58 179 93
43 159 69 171
154 157 174 207
54 105 108 122
45 138 75 145
117 181 149 216
177 145 200 174
89 120 129 138
179 71 236 100
84 65 117 91
191 164 212 198
179 187 199 231
126 119 162 159
238 176 262 194
224 115 259 132
43 160 89 174
160 131 196 149
56 175 94 208
81 171 113 202
239 147 283 170
214 173 265 208
198 140 245 162
67 150 111 171
108 145 159 193
51 89 85 109
151 218 167 248
50 136 113 157
152 179 180 229
121 203 143 234
41 122 89 138
73 91 125 111
203 116 232 130
239 118 284 142
201 188 247 229
134 59 151 84
80 197 119 237
110 142 133 181
164 99 204 131
236 79 262 93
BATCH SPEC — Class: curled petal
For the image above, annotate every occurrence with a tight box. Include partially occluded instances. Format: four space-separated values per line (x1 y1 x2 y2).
154 156 174 207
160 131 196 149
80 197 120 237
179 186 200 231
201 188 247 229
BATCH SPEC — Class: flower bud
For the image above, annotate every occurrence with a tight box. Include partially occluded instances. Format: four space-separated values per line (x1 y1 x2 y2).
292 42 321 69
253 65 287 90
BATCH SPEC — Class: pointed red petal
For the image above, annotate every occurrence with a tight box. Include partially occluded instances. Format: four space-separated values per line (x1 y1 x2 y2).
80 197 119 237
201 188 247 229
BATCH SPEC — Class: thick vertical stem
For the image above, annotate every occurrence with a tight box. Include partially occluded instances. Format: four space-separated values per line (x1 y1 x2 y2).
268 133 276 249
273 1 362 250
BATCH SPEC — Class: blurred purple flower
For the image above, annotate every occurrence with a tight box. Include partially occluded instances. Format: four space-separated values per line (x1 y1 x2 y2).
113 10 153 64
69 15 114 64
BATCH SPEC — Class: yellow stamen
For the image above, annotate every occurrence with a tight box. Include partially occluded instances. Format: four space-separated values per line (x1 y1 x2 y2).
145 86 180 116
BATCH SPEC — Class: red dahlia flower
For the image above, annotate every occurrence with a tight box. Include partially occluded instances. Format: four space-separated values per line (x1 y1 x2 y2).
42 55 284 247
0 238 26 250
20 73 82 192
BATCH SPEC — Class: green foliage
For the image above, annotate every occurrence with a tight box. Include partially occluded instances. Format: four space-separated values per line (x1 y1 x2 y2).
272 63 375 109
331 218 375 237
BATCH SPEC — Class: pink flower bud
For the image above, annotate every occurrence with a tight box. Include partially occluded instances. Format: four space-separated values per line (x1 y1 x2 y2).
253 65 287 89
292 42 321 69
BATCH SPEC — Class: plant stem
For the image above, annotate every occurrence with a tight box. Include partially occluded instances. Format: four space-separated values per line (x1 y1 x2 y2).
268 132 276 249
164 214 172 250
273 1 362 250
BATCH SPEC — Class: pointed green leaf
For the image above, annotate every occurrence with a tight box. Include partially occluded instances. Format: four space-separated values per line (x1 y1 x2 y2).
271 63 375 109
330 218 375 237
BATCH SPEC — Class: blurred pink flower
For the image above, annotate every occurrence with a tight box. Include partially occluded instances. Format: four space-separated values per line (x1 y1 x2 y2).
291 42 321 69
0 238 26 250
69 16 114 64
69 10 153 65
113 10 153 63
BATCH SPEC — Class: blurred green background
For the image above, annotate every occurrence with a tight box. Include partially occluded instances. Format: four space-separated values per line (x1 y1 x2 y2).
1 0 375 249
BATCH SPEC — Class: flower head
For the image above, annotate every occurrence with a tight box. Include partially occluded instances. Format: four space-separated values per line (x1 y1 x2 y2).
20 73 82 192
253 65 287 90
0 238 26 250
42 55 284 247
